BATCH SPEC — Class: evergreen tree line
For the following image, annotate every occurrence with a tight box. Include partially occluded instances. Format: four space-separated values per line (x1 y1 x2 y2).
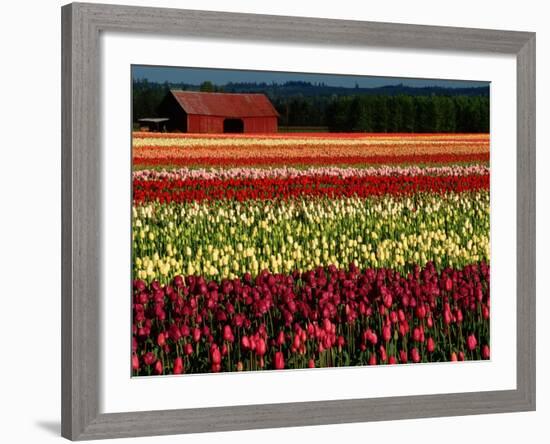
132 79 489 133
322 95 489 133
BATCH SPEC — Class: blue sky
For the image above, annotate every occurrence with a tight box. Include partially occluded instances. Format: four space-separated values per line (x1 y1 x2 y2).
132 65 489 89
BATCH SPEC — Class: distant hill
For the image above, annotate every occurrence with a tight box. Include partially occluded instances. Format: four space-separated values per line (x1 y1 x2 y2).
222 81 489 98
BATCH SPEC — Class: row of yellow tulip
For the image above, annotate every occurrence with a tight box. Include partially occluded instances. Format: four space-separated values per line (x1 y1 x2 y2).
132 192 489 283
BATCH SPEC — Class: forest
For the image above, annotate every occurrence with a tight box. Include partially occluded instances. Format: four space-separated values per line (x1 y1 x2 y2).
132 79 489 133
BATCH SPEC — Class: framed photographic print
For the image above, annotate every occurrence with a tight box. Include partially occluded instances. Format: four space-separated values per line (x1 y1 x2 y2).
61 2 536 440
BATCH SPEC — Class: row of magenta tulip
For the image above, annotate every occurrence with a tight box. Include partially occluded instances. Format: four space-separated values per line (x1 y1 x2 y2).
132 261 490 375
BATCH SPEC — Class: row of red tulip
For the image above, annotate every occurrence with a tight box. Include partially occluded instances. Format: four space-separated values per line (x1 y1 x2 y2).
133 173 489 203
132 261 490 375
133 153 490 168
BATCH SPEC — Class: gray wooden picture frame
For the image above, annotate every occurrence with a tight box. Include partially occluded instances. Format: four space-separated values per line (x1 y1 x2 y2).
61 2 536 440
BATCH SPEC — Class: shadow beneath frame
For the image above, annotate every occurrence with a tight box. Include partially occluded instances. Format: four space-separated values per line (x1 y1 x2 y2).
36 421 61 436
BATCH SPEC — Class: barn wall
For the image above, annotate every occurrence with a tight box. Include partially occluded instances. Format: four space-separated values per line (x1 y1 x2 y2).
187 115 224 133
243 117 278 133
186 115 278 133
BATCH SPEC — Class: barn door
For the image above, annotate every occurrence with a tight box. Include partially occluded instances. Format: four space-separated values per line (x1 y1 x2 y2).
223 118 244 133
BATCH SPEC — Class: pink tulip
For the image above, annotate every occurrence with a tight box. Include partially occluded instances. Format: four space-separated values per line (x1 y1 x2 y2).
482 345 490 359
411 347 420 363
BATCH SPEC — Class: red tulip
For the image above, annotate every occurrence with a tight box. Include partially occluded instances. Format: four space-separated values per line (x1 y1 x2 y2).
458 351 465 361
274 351 285 369
369 354 377 365
482 345 490 359
416 304 426 319
308 359 315 368
445 278 453 291
388 356 397 365
398 309 406 322
184 343 193 355
412 327 422 342
399 350 408 364
365 329 378 345
143 352 156 366
427 315 433 328
383 292 392 309
223 325 234 342
192 327 201 343
132 354 140 370
382 325 392 342
173 357 184 374
154 360 163 375
210 345 221 365
379 345 387 362
241 336 251 350
293 333 301 349
467 334 478 351
255 338 267 357
427 337 435 353
157 332 166 347
411 347 420 363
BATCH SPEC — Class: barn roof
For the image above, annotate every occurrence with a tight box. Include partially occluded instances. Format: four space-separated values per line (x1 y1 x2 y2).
170 90 280 118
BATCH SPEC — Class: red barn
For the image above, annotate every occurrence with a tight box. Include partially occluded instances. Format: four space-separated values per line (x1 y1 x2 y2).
158 90 279 133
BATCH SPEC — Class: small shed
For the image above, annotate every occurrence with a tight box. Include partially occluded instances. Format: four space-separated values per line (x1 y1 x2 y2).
137 118 170 132
158 90 279 133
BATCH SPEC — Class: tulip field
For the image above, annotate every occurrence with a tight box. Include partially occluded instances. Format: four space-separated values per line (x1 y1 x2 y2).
132 132 490 375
